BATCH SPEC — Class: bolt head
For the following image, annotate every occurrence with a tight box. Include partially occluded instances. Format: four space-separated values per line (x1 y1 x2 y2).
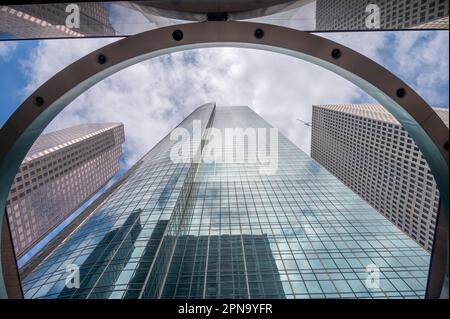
34 96 44 107
97 54 107 64
172 30 183 41
254 28 264 39
331 48 341 59
396 88 406 98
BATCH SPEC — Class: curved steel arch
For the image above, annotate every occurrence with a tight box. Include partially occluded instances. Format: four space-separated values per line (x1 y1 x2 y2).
0 21 448 299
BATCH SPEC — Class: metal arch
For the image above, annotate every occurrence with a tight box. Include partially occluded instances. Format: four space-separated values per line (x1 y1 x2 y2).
0 21 448 299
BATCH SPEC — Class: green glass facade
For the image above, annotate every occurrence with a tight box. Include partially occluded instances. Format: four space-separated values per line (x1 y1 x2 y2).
21 104 430 299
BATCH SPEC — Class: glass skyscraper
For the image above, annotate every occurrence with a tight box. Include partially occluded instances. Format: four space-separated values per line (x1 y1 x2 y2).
21 104 430 299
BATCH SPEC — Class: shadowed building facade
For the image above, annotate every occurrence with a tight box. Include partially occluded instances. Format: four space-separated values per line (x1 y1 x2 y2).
21 104 430 299
311 104 449 252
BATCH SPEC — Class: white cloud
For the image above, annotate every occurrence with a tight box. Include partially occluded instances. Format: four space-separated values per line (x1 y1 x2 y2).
0 41 17 61
321 31 449 107
389 31 449 107
21 31 448 169
320 31 386 60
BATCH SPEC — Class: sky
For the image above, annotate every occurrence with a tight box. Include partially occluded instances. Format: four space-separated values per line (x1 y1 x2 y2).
0 29 448 265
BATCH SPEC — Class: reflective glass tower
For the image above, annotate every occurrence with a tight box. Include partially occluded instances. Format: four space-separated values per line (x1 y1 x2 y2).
21 104 430 299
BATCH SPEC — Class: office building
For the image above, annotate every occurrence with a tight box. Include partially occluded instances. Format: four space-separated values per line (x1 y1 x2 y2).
21 104 429 299
311 104 449 252
0 3 115 39
316 0 449 30
6 123 125 258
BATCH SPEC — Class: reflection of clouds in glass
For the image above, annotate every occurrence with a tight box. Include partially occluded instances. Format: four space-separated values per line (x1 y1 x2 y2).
108 3 153 35
109 2 188 35
245 1 316 31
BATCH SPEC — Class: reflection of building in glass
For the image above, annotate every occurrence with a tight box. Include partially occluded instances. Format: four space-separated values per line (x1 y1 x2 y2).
0 3 115 39
58 209 142 299
111 218 285 299
412 15 449 28
159 233 285 298
311 104 449 252
7 123 124 258
316 0 449 30
22 104 429 299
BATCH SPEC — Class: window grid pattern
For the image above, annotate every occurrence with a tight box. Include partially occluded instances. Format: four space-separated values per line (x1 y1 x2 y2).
21 104 215 299
7 123 124 257
22 105 429 299
0 3 115 39
311 104 448 252
316 0 449 30
156 107 428 299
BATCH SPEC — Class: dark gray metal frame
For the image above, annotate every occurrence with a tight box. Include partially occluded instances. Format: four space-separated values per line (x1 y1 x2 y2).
0 21 448 299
